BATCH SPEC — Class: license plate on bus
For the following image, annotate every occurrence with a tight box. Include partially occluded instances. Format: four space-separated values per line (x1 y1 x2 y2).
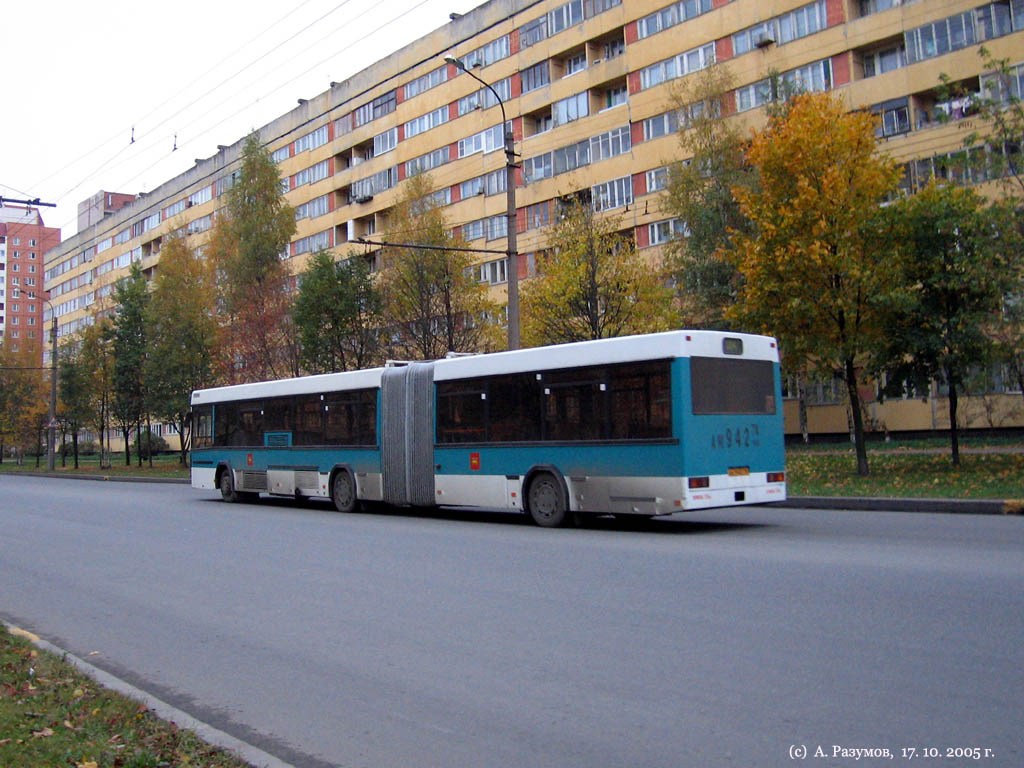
728 467 750 477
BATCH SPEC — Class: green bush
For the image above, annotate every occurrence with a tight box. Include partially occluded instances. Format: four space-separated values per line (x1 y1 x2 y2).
133 430 170 460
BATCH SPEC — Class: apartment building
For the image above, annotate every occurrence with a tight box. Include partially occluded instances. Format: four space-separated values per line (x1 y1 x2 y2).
43 0 1024 438
1 205 60 359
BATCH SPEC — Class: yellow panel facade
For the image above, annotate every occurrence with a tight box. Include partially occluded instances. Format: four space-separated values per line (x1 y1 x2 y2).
42 0 1024 444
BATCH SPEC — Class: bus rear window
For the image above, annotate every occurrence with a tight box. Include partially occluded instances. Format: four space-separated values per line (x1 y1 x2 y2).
690 357 776 415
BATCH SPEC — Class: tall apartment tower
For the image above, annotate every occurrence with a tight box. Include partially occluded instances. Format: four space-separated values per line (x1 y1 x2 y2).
0 205 61 360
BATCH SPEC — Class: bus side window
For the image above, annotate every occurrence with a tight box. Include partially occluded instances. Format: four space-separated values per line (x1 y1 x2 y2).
193 405 213 449
608 361 671 439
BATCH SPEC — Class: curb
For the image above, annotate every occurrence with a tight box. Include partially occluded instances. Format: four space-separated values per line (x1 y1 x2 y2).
781 497 1022 515
3 622 296 768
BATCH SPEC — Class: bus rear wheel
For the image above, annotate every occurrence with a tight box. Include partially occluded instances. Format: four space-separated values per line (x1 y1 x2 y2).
331 471 357 513
527 472 569 527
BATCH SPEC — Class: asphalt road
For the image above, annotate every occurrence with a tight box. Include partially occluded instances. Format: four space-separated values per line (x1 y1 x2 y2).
1 475 1022 768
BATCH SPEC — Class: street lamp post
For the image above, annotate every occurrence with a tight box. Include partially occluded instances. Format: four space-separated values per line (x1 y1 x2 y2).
444 54 520 350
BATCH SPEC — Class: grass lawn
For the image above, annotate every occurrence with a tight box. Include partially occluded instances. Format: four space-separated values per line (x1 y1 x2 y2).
0 624 253 768
0 453 188 480
785 449 1024 499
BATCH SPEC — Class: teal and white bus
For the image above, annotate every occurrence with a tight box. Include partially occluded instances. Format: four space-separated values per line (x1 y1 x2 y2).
190 330 786 526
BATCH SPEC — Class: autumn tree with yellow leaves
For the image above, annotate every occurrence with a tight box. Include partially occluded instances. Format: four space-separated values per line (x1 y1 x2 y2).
723 91 902 476
521 199 679 347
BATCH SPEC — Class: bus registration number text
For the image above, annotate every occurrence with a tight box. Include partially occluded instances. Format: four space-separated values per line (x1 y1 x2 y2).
710 424 760 450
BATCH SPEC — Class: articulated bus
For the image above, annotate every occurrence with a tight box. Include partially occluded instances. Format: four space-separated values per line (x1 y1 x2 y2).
190 330 786 526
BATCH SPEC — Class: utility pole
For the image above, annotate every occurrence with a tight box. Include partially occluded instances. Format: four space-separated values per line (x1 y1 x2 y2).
443 55 521 349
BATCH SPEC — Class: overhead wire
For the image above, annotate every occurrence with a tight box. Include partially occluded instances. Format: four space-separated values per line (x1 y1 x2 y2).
31 0 324 196
47 0 439 234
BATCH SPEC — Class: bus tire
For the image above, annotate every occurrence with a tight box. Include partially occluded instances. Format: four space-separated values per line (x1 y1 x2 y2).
219 468 240 503
527 471 570 527
331 470 357 513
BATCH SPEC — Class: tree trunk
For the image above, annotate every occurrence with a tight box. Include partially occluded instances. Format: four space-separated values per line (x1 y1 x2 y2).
947 374 961 467
797 377 809 444
123 427 131 465
73 431 80 469
844 357 869 476
147 416 153 468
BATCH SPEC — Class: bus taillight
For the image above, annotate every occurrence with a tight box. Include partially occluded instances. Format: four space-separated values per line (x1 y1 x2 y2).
688 477 710 489
767 472 785 483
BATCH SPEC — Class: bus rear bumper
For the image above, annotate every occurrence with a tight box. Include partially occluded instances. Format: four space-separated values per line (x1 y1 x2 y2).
685 477 787 510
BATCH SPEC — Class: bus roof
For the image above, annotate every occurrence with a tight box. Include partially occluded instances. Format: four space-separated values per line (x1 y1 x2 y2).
191 367 385 405
432 330 778 381
190 330 778 404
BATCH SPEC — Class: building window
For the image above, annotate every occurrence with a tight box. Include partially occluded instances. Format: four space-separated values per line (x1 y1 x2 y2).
457 123 508 158
553 139 590 174
189 186 213 207
552 92 589 127
647 167 670 192
523 152 554 183
863 45 907 77
373 127 398 156
648 218 686 245
643 111 679 140
591 176 633 211
354 90 397 127
487 214 508 241
406 146 450 177
640 44 715 90
404 66 448 100
309 125 329 150
564 52 587 77
463 219 486 241
905 11 977 64
468 257 508 285
459 78 511 115
525 201 550 229
874 98 911 137
404 105 449 138
589 126 631 162
461 35 510 69
637 0 712 39
522 61 550 93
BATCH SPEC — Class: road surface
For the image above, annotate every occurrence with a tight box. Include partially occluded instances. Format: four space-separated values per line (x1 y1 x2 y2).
1 475 1021 767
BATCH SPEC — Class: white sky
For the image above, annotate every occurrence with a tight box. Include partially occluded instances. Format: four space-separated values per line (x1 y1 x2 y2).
1 0 482 239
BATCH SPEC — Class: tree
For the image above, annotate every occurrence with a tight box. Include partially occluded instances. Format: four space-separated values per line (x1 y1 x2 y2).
145 232 220 465
293 249 383 373
722 91 903 476
876 182 1021 465
940 47 1024 197
521 198 679 346
379 173 499 359
109 262 150 466
0 339 47 464
209 132 297 382
77 315 115 467
58 342 93 469
664 65 756 328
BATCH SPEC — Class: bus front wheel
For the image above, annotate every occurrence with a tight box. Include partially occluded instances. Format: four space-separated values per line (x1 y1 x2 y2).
331 471 357 513
219 470 240 503
527 472 569 527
